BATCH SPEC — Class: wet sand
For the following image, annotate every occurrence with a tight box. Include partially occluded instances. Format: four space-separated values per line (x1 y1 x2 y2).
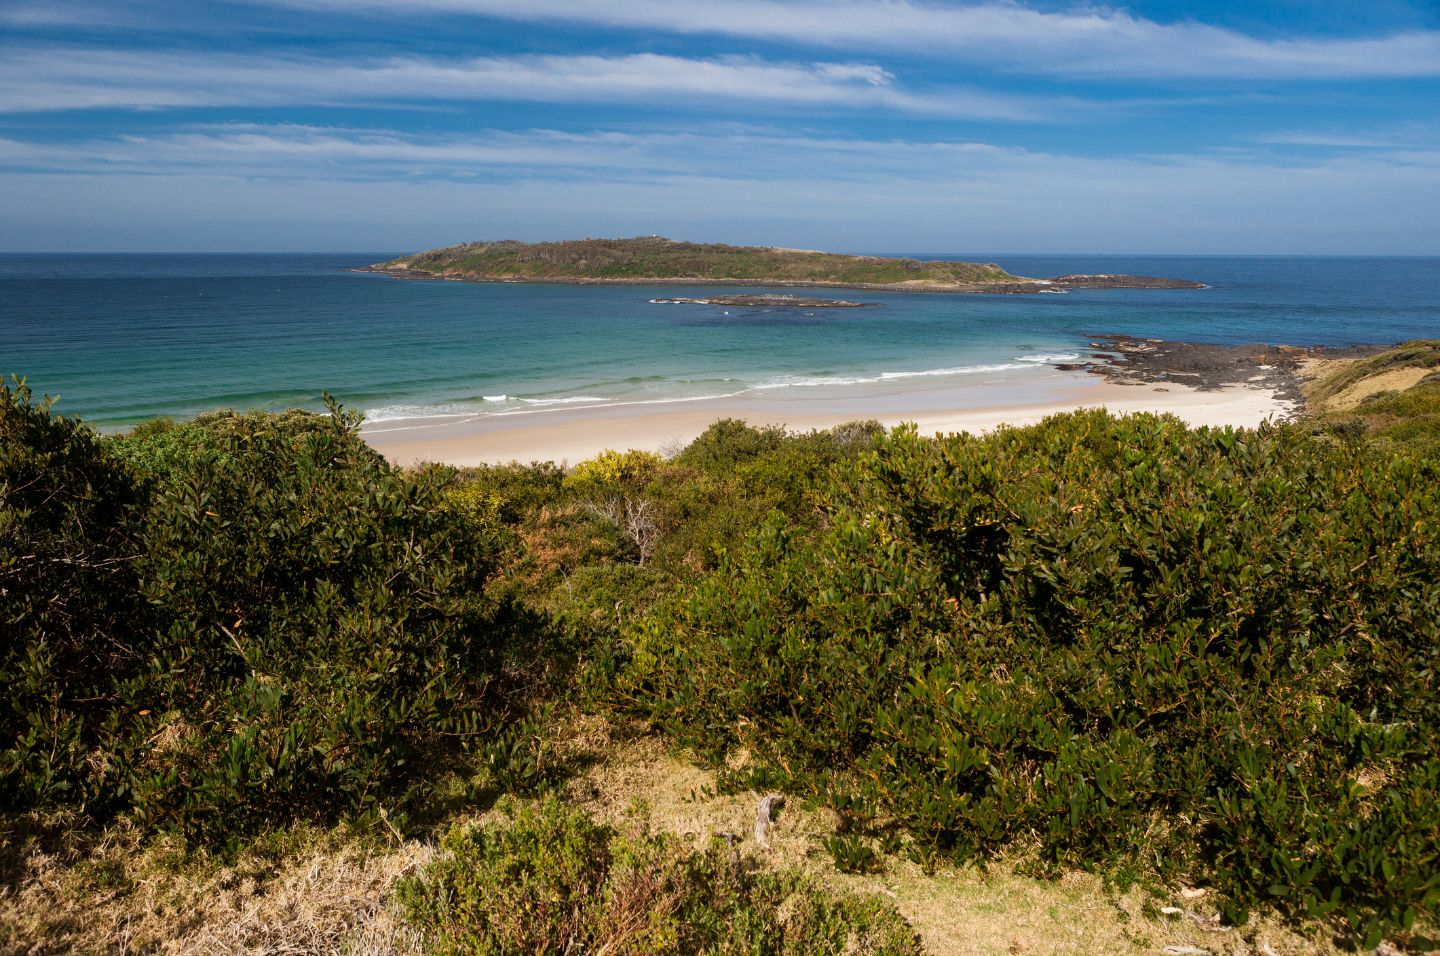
362 365 1293 467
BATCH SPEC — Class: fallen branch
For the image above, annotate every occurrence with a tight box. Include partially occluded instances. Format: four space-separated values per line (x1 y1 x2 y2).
753 794 784 848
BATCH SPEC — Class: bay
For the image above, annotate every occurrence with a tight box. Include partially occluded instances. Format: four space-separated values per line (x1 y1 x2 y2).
1 252 1436 429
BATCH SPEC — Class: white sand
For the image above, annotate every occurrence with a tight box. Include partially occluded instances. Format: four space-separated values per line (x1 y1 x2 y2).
362 368 1293 467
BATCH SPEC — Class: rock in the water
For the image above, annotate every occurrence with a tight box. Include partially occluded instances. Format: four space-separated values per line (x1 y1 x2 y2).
650 294 873 308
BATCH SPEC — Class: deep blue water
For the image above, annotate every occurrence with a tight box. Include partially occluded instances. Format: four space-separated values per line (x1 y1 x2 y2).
1 253 1437 428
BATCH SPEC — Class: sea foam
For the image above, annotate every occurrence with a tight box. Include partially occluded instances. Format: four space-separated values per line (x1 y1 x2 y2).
1015 353 1082 363
755 362 1027 390
363 360 1054 426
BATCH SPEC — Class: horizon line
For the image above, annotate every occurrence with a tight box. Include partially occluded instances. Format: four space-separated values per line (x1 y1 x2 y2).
3 249 1440 259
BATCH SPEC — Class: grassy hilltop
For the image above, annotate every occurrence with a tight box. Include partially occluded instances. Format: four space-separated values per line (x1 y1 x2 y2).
5 343 1440 953
368 236 1023 286
1302 340 1440 452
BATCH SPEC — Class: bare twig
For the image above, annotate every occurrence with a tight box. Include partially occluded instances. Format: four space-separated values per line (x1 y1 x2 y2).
582 496 659 566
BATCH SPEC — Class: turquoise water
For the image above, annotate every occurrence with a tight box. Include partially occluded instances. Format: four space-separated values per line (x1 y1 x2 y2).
1 253 1437 428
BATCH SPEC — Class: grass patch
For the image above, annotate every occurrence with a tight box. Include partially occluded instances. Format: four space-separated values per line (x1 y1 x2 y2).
1 716 1363 955
397 796 923 955
1302 340 1440 452
1306 339 1440 406
0 812 431 955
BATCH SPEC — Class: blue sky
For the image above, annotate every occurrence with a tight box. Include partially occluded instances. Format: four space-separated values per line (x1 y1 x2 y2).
2 0 1438 253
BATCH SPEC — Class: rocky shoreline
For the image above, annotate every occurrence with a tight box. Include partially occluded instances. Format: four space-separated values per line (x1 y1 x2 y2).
1061 334 1386 407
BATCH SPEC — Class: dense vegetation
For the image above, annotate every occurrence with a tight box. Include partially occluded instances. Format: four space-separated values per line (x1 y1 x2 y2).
1 386 505 846
374 236 1020 286
457 419 883 634
619 412 1440 947
6 346 1440 949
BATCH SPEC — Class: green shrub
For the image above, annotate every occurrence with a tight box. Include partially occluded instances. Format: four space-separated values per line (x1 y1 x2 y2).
398 798 922 955
448 461 565 525
643 419 883 575
1 380 148 813
563 449 663 497
482 421 883 626
675 419 792 472
823 833 882 875
676 418 883 520
621 411 1440 944
3 392 505 845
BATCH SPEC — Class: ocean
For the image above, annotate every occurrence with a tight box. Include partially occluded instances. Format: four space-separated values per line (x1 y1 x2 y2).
1 253 1437 429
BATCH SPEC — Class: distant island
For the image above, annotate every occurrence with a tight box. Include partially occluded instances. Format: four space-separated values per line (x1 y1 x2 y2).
357 236 1205 294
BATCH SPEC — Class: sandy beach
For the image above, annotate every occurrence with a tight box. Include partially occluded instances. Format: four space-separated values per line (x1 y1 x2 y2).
362 366 1293 467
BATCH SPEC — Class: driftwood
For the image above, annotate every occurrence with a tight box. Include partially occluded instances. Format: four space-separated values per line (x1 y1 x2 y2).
1160 905 1231 934
1186 913 1232 933
754 794 784 847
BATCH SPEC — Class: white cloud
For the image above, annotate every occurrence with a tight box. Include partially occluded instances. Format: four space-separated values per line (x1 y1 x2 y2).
1257 132 1423 149
9 123 1439 185
0 126 656 177
0 48 1043 119
0 1 139 27
7 150 1437 254
268 0 1440 80
0 124 1032 181
3 123 1437 254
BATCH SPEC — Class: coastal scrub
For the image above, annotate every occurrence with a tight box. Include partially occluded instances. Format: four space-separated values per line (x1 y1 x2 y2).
619 410 1440 946
1 385 504 846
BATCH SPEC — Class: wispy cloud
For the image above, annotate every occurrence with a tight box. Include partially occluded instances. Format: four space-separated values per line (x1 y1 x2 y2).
7 122 1437 190
3 3 1436 253
0 48 1045 119
0 0 140 27
1257 131 1425 149
0 124 1035 183
6 132 1436 253
0 126 659 178
266 0 1440 81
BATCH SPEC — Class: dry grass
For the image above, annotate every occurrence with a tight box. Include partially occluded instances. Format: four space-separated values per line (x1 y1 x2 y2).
1318 367 1434 411
550 717 1347 956
0 716 1355 955
0 822 432 956
1302 341 1440 409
